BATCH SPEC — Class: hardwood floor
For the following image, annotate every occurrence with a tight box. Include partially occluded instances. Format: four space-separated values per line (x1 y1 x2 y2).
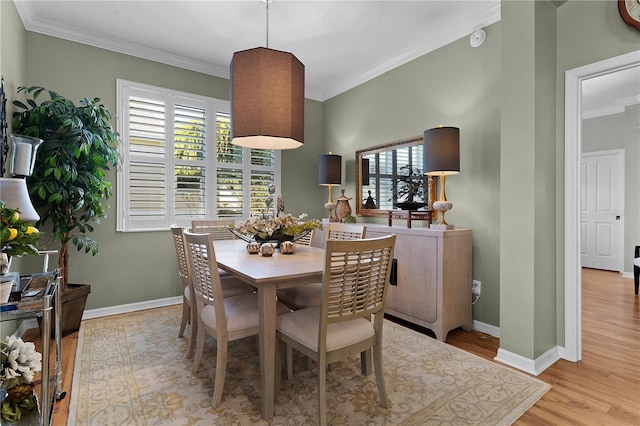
26 268 639 425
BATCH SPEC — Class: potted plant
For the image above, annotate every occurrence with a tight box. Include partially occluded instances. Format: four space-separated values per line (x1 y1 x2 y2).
12 86 118 335
391 165 428 210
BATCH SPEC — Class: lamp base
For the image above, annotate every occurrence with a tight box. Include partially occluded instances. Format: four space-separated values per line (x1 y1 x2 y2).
429 223 456 230
431 200 454 230
324 202 337 222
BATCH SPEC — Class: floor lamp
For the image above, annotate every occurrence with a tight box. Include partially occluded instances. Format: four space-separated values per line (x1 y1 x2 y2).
423 126 460 230
319 153 341 222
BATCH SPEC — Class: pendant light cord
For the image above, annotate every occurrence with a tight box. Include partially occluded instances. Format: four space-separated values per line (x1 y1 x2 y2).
265 0 273 48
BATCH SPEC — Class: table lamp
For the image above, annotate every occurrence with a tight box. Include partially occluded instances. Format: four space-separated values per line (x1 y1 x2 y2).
318 153 341 221
0 134 43 222
423 126 460 230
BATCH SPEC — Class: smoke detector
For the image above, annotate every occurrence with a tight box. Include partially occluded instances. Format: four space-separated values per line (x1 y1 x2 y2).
470 29 486 47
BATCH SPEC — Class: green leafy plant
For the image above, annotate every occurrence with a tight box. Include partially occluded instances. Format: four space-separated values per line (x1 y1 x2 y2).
391 165 426 204
12 86 118 290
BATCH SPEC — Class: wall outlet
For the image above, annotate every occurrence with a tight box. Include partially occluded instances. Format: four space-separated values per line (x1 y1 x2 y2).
472 280 481 295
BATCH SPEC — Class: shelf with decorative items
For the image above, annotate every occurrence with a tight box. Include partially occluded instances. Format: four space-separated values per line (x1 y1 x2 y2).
1 271 64 426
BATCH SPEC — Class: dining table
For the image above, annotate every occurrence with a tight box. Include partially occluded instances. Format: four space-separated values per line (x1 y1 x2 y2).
211 238 325 420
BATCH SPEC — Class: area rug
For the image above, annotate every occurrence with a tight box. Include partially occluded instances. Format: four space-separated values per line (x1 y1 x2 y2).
68 305 549 425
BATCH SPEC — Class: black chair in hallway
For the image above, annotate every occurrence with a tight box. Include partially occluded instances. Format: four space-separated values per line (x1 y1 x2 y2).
634 245 639 295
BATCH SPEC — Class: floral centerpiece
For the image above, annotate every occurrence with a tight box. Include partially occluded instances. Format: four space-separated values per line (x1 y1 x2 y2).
1 336 42 422
233 213 322 245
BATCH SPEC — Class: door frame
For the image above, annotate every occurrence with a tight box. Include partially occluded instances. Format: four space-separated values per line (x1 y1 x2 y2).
564 50 639 362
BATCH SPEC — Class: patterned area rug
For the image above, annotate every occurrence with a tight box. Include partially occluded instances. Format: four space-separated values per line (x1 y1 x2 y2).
68 305 549 425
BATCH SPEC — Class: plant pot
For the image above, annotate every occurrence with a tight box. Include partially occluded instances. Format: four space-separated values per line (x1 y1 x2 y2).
38 283 91 336
394 202 427 211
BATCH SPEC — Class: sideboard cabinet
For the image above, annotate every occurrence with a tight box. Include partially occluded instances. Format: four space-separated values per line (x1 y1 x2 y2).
365 225 472 341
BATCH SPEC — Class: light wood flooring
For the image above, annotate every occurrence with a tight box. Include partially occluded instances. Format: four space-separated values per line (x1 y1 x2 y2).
26 268 639 425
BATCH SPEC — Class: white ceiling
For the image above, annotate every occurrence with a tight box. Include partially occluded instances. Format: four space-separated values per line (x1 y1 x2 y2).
12 0 640 114
14 0 501 101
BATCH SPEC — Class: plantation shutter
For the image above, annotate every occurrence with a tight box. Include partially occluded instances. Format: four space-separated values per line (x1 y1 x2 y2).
174 103 206 219
117 80 279 231
124 90 168 229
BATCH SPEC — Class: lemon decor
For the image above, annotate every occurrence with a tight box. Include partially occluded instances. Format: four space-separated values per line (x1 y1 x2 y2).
1 201 42 259
1 336 42 422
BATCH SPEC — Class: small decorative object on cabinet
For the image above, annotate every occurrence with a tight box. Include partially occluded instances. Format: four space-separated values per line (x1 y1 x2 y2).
334 189 352 222
366 225 472 342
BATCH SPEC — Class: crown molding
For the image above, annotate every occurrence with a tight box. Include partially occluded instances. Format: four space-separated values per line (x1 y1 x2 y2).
582 94 640 119
14 1 499 102
14 1 230 78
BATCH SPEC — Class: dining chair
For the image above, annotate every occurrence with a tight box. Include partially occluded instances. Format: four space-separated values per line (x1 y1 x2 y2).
183 231 290 409
171 226 252 359
191 219 239 278
277 223 366 310
275 234 396 425
294 229 315 247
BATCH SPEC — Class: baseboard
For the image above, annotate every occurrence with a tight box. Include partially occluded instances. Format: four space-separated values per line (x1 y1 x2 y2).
83 296 182 320
13 297 182 338
472 320 500 337
621 271 633 279
494 345 561 376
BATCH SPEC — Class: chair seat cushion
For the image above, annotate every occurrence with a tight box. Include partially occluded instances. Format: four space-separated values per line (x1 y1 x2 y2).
277 306 375 352
184 285 191 301
277 283 322 310
201 293 290 333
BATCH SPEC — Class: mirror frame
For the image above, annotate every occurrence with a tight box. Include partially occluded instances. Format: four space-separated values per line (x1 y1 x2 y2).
355 135 436 217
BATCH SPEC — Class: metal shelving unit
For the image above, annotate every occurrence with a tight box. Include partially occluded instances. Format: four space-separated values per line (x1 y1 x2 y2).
1 272 65 426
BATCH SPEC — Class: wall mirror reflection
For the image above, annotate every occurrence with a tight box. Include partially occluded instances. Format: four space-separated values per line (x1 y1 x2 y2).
355 135 436 217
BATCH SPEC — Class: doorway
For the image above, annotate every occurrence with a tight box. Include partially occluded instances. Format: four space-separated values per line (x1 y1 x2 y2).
564 50 640 362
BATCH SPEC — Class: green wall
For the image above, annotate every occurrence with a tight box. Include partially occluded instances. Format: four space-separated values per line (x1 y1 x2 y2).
1 0 27 337
2 0 638 362
323 24 502 327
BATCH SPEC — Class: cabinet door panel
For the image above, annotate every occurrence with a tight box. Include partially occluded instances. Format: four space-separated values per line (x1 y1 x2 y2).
369 231 438 322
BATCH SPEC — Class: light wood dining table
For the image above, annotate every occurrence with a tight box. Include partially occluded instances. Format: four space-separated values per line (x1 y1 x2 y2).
212 238 325 420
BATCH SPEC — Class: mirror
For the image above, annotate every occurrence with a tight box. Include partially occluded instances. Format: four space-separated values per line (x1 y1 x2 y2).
356 135 436 217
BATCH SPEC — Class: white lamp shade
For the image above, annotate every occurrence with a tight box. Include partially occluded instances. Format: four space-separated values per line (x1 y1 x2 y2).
0 177 40 222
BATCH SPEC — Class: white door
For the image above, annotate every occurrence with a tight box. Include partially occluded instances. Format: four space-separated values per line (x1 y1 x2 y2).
581 149 624 271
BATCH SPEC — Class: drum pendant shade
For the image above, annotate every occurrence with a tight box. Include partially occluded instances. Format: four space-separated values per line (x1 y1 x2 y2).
230 47 305 149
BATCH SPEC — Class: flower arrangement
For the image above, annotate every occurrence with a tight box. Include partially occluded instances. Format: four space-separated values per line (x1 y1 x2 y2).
1 201 42 258
234 213 322 241
1 335 42 422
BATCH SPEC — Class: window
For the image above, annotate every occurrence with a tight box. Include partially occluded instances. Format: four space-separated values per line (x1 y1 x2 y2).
117 80 280 231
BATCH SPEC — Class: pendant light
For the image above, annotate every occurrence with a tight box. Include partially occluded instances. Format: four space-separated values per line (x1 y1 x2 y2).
230 0 304 149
